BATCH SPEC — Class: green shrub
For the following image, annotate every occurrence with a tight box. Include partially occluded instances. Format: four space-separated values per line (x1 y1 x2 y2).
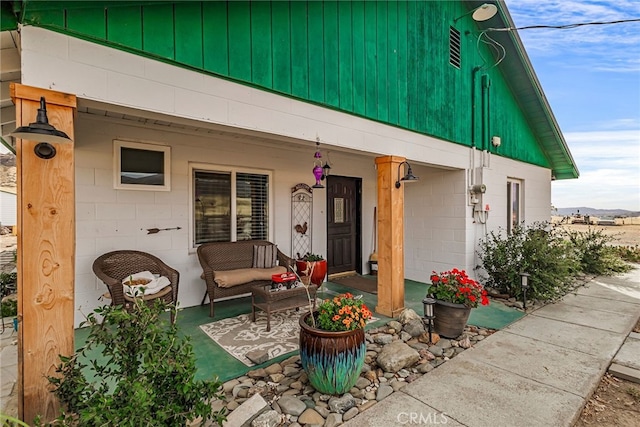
477 222 578 301
48 299 226 427
1 298 17 317
613 245 640 263
562 227 631 275
0 272 17 297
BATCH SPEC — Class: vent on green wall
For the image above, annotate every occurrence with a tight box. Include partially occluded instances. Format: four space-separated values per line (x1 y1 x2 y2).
449 26 461 69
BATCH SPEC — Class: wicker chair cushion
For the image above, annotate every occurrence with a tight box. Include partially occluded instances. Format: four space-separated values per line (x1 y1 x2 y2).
214 266 286 288
123 285 172 302
252 245 278 268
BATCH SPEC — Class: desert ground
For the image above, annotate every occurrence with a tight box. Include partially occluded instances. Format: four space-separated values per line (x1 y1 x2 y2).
555 223 640 246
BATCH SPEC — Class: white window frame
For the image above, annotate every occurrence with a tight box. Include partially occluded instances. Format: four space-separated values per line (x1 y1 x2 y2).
113 140 171 191
507 178 523 233
189 162 274 249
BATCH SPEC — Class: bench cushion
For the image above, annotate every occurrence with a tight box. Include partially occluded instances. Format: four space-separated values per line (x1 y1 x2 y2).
214 266 287 288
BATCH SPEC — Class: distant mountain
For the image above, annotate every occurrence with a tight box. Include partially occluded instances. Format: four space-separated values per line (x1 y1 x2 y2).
554 207 640 218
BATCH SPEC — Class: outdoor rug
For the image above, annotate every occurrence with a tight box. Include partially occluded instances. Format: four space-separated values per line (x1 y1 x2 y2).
199 309 301 366
330 274 378 294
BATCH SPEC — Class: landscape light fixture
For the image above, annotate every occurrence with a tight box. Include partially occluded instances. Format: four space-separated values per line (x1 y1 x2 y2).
321 152 332 181
395 161 419 188
454 3 498 23
520 272 530 310
11 96 72 159
422 296 436 344
312 138 324 189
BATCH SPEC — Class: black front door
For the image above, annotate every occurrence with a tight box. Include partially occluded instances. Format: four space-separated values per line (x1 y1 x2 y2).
326 176 361 275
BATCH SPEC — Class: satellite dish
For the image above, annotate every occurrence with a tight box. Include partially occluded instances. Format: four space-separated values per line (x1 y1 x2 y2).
472 4 498 22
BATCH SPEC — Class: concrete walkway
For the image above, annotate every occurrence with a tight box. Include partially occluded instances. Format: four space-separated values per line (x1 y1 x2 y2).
344 269 640 427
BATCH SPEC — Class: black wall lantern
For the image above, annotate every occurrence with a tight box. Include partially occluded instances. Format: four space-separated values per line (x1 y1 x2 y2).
395 161 419 188
10 96 72 159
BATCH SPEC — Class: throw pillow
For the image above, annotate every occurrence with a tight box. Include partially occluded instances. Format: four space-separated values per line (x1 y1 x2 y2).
252 245 278 268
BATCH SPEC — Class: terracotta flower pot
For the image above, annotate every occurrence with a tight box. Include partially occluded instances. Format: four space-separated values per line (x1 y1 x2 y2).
296 260 327 287
298 311 366 394
433 300 471 339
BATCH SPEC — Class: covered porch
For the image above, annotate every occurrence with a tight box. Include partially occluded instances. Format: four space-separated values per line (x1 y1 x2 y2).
74 277 523 383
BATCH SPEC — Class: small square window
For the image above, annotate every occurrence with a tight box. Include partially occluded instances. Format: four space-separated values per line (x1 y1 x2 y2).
114 140 171 191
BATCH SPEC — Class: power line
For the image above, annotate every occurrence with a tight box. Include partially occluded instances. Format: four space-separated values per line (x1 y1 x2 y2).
476 18 640 69
489 18 640 32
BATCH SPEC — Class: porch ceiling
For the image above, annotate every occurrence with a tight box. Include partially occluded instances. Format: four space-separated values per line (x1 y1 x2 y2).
76 98 387 162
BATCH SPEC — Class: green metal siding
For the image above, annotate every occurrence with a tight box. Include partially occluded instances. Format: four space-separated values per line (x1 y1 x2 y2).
19 0 554 170
1 2 18 31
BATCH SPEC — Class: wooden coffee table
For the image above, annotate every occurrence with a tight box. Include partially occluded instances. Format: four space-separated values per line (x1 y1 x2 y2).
251 284 317 332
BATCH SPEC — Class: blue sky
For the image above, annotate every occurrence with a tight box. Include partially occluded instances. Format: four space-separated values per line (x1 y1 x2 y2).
505 0 640 211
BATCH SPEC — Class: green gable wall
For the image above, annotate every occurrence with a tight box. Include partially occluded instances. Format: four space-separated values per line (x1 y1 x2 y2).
17 0 552 169
1 1 18 31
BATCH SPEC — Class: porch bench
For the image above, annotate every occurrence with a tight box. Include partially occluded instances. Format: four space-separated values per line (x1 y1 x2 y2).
197 240 295 317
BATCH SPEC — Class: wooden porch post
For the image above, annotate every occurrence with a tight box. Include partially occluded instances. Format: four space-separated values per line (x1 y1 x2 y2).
11 84 76 422
374 156 406 317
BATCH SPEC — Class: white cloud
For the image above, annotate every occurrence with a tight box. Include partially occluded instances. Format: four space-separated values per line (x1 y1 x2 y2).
505 0 640 72
553 129 640 210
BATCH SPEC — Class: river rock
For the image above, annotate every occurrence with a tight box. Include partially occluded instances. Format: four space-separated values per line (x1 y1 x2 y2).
328 393 356 414
403 319 426 337
387 320 403 331
251 410 281 427
298 408 325 425
246 350 269 365
277 396 307 416
376 384 394 401
376 341 420 372
265 363 283 375
374 333 394 345
324 413 343 427
343 406 360 421
398 308 422 324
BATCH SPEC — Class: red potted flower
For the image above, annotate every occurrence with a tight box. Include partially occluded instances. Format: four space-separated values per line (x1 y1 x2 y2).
428 269 489 338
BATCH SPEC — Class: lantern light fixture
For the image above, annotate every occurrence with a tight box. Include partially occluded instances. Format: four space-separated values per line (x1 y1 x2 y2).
321 151 332 180
520 272 530 310
422 296 436 344
395 161 419 188
454 3 498 23
10 96 72 159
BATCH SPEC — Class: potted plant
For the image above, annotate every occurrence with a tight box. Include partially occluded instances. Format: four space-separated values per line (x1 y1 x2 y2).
299 292 373 394
428 269 489 338
295 252 327 287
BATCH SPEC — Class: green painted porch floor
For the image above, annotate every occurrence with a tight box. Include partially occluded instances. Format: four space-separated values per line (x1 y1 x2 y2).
74 278 523 383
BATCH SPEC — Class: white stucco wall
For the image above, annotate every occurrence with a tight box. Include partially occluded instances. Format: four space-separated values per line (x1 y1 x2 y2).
403 151 552 284
0 190 17 227
73 115 382 327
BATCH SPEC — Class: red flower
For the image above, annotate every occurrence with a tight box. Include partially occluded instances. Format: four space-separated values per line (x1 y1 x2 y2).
429 269 490 308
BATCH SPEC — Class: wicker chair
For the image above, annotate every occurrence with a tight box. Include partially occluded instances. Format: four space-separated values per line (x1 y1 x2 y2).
92 250 180 323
